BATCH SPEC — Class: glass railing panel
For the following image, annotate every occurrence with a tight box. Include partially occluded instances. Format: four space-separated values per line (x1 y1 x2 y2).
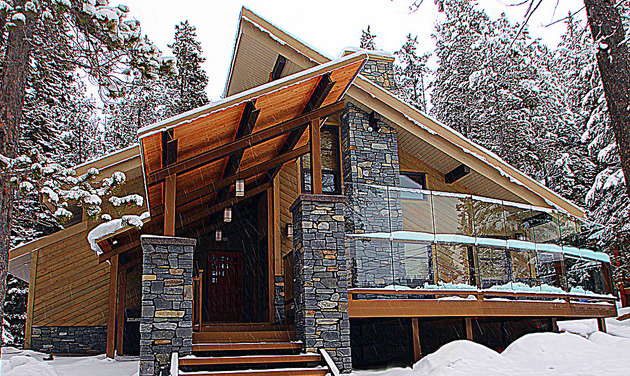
528 207 561 244
473 196 507 248
536 251 566 292
398 187 435 234
510 249 538 288
502 202 536 241
558 212 579 245
396 242 433 288
477 246 511 289
432 192 474 237
565 256 607 295
434 243 473 285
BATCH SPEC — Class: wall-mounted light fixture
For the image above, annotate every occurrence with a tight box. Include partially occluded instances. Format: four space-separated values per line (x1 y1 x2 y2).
224 207 232 222
286 223 294 238
215 229 223 242
235 179 245 197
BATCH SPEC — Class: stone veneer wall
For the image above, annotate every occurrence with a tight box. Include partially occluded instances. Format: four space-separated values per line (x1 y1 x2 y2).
139 235 196 376
290 195 352 373
30 326 107 354
341 102 405 287
360 59 397 91
274 275 285 323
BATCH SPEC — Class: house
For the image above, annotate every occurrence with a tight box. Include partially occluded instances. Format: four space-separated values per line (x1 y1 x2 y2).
9 7 617 376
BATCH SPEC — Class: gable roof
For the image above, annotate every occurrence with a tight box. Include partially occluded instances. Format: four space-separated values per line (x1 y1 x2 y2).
226 7 584 218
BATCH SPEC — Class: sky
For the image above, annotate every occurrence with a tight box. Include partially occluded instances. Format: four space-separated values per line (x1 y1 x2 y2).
116 0 589 101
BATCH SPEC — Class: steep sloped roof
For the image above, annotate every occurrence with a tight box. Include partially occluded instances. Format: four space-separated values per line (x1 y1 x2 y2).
226 7 584 218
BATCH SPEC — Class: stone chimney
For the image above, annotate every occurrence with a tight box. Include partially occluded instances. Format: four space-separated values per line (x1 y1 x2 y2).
342 48 397 91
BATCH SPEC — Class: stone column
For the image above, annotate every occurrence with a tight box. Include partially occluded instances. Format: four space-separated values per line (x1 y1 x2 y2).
341 102 404 287
139 235 196 376
290 195 351 373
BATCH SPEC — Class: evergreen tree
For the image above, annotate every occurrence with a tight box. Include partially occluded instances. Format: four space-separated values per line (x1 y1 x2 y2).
3 274 27 346
359 25 377 50
431 0 575 193
555 14 630 268
394 34 430 112
167 21 209 116
103 74 170 153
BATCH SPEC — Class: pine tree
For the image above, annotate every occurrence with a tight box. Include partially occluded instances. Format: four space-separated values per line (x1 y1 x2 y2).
167 21 209 116
394 34 430 112
103 75 170 153
431 0 575 192
555 14 630 271
359 26 377 50
3 274 27 346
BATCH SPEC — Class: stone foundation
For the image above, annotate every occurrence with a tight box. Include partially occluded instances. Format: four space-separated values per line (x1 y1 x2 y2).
30 326 107 354
139 235 196 376
290 195 352 373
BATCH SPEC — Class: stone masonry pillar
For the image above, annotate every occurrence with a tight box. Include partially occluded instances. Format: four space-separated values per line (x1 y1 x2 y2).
139 235 196 376
290 195 352 373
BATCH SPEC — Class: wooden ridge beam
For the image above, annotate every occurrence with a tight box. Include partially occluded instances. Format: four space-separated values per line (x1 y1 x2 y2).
147 101 345 186
270 55 287 81
152 144 310 216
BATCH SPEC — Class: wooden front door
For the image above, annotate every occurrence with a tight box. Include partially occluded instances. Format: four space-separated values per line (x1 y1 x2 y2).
207 251 243 322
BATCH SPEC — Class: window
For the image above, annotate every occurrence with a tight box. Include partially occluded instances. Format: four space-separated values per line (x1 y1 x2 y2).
302 126 341 194
400 171 427 190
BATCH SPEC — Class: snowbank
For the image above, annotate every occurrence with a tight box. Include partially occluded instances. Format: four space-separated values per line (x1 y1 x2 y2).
0 347 139 376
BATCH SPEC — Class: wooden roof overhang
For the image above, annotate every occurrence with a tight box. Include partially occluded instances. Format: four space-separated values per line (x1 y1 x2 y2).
95 52 368 262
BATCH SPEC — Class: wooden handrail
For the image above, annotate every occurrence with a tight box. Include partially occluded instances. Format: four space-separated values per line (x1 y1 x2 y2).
348 288 617 304
192 269 204 331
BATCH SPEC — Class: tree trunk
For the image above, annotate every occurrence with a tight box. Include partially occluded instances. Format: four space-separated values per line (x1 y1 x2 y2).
584 0 630 199
0 7 35 324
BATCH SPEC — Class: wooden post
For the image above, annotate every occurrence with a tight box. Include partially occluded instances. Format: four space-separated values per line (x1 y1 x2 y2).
465 317 474 341
412 318 421 362
24 250 39 349
164 174 177 236
267 188 275 323
309 119 322 194
106 254 119 358
597 317 607 333
116 270 127 355
551 318 558 332
198 269 203 329
601 262 614 295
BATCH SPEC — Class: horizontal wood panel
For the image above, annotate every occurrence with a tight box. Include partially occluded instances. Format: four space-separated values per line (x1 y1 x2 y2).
349 299 617 319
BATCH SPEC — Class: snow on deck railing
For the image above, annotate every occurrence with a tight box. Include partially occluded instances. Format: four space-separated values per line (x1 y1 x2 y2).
347 231 610 263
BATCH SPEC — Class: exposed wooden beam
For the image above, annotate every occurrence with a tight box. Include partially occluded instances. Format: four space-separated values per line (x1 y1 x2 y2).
445 164 471 184
177 181 272 229
106 254 119 358
153 144 309 215
161 129 174 168
267 75 336 181
412 318 421 362
309 119 323 194
23 250 39 349
147 101 344 185
270 55 287 81
99 238 141 263
116 270 126 355
465 317 474 341
164 175 177 236
216 102 260 202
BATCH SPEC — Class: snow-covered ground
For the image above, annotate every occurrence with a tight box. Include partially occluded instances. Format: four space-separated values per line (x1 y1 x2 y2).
3 308 630 376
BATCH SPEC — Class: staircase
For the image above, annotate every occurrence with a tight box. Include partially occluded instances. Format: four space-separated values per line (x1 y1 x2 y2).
178 323 329 376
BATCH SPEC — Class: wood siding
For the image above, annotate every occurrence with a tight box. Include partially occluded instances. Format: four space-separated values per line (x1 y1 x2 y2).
273 161 300 275
31 173 146 327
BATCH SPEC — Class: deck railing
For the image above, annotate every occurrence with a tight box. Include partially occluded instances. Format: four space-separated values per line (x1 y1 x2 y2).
344 182 613 296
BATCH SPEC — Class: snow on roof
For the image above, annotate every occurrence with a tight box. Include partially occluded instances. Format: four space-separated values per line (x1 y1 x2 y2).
87 212 149 255
138 51 367 138
338 46 395 60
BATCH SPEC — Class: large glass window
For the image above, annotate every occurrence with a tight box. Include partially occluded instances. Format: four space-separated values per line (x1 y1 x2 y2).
302 126 341 194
